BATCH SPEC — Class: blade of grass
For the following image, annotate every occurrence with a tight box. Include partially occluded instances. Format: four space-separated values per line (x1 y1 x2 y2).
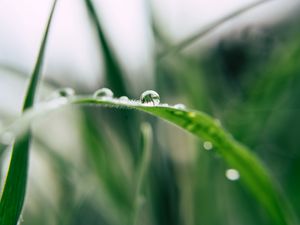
132 123 152 225
0 64 61 90
84 0 140 161
84 0 127 96
0 95 297 225
159 0 273 59
0 1 57 224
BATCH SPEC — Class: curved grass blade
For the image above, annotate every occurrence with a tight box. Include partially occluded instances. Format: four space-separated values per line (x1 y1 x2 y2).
0 95 297 225
0 1 57 224
159 0 273 59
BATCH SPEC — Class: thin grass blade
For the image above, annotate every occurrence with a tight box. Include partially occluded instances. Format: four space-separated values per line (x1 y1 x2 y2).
0 1 57 224
132 123 153 225
84 0 127 96
159 0 273 58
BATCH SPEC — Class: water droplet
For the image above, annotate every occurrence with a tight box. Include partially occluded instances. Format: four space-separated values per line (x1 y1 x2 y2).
48 88 75 100
57 88 75 97
203 141 213 150
160 103 169 107
93 88 114 98
0 131 14 145
174 104 186 109
119 96 129 101
225 169 240 181
140 90 160 105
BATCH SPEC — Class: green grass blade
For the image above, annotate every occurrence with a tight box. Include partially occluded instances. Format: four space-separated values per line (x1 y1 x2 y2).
132 123 153 225
0 1 57 224
159 0 273 58
84 0 127 96
1 95 297 225
22 0 57 110
84 0 140 160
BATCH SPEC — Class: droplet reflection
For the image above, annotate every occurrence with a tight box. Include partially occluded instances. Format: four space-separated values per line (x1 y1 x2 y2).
174 104 186 109
140 90 160 105
203 141 213 150
225 169 240 181
119 96 129 101
93 88 114 98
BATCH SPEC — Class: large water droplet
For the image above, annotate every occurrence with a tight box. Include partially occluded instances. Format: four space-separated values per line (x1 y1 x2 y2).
225 169 240 181
174 104 186 109
93 88 114 98
203 141 213 150
57 88 75 97
140 90 160 105
119 96 129 101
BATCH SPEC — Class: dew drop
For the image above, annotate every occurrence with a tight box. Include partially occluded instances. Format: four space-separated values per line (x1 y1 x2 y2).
174 104 186 109
225 169 240 181
57 88 75 97
203 141 213 150
119 96 129 101
49 88 75 100
93 88 114 98
140 90 160 105
160 103 169 107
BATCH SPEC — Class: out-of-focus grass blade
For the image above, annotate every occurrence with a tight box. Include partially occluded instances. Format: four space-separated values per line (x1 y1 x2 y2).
0 1 57 224
84 0 127 96
84 0 140 160
132 123 152 225
0 64 61 90
1 95 297 225
159 0 273 58
78 110 133 223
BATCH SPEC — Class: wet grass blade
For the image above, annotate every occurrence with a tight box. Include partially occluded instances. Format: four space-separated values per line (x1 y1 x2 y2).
1 95 297 225
159 0 273 58
0 1 57 224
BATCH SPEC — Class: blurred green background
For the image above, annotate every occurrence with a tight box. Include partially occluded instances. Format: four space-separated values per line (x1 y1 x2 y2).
0 0 300 224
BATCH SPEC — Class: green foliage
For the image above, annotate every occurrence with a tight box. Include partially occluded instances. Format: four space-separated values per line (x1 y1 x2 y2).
0 0 300 225
1 95 298 224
